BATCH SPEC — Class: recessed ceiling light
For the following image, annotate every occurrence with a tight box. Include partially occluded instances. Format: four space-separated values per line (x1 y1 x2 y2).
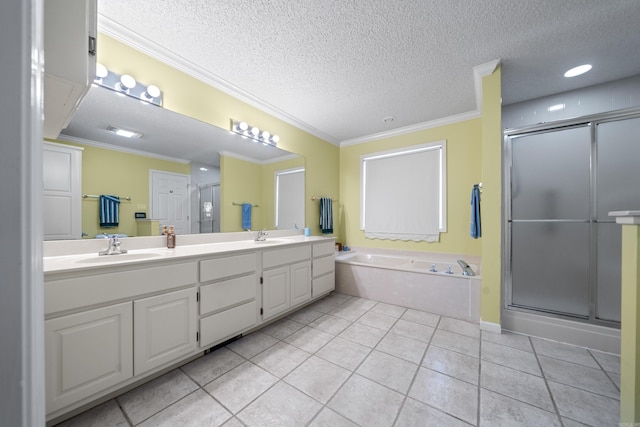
564 64 592 78
383 116 395 123
199 167 208 171
107 125 142 138
548 103 565 112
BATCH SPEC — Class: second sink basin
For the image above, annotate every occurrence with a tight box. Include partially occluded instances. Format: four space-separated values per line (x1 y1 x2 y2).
74 252 163 264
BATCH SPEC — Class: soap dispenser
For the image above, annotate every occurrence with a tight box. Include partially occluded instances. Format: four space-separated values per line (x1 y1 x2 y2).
167 225 176 248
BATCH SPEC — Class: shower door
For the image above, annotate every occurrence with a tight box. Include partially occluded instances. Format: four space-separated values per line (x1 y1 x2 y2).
198 183 220 233
507 114 640 324
509 126 592 318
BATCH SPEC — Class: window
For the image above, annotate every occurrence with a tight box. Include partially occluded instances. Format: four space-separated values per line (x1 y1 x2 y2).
360 141 446 242
275 168 305 229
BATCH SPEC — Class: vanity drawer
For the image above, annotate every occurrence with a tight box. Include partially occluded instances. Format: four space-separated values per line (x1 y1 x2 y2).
200 274 257 315
262 245 311 269
313 241 335 258
312 272 335 297
312 255 335 278
200 253 256 283
45 262 198 316
199 301 257 348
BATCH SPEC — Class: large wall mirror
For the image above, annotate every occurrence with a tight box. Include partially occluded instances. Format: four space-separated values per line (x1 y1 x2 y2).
44 85 304 240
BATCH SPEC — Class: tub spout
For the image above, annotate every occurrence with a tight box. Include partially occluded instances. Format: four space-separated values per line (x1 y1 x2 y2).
457 259 476 276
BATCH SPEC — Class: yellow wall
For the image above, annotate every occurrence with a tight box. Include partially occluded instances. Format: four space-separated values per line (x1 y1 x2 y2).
49 139 189 237
480 65 503 325
220 156 263 232
98 34 339 236
338 119 483 256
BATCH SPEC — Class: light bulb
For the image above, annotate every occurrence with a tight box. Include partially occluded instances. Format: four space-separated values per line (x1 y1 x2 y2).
145 84 160 98
96 63 108 79
118 74 136 91
250 127 260 137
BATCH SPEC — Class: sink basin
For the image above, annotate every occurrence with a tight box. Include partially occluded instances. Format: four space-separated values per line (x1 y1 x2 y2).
253 238 292 245
74 252 163 264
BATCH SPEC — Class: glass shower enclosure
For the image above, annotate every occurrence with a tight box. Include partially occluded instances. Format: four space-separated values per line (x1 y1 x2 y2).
505 113 640 326
197 183 220 233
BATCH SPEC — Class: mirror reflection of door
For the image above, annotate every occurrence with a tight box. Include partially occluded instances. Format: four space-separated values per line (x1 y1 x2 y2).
150 170 190 234
275 168 305 229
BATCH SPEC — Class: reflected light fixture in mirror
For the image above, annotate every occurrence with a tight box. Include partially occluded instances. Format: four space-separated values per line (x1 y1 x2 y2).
93 63 164 107
230 119 279 147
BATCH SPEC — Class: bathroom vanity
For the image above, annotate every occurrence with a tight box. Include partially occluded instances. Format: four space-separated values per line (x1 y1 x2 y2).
43 235 335 423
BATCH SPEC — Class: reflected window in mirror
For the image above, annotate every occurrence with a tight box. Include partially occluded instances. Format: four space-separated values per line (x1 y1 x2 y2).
275 168 305 229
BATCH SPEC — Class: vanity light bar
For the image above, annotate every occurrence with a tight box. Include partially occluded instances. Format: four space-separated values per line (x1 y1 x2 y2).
230 119 279 147
93 63 163 107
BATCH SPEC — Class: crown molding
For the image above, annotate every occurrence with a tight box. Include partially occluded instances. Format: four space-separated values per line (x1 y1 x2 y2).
97 15 340 146
57 134 191 164
473 59 501 112
340 110 481 147
340 59 500 147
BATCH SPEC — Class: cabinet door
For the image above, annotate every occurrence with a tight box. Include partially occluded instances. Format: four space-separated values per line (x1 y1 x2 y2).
290 261 311 307
262 266 290 320
45 302 132 414
134 288 197 375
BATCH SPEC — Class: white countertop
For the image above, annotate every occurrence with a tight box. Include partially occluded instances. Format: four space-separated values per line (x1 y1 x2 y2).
44 235 334 274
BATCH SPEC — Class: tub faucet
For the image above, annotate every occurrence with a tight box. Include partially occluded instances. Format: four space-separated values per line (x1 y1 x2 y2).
457 259 476 276
99 235 128 256
255 229 268 242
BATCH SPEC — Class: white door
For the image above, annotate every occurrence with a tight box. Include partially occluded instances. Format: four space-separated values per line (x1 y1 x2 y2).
45 302 133 413
150 170 190 234
290 261 311 307
133 288 197 375
43 142 83 240
262 266 290 320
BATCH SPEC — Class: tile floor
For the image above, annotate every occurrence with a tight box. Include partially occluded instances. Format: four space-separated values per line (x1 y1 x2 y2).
56 292 621 427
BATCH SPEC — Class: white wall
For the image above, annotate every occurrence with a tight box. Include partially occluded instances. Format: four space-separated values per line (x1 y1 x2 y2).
503 75 640 129
0 0 45 425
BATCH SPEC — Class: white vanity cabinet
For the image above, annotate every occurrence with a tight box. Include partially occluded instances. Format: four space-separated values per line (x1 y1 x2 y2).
262 245 312 320
134 288 198 375
44 261 198 418
312 241 336 297
45 302 132 414
199 253 259 348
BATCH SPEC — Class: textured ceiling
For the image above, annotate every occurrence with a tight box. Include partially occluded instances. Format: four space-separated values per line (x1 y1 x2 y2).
96 0 640 144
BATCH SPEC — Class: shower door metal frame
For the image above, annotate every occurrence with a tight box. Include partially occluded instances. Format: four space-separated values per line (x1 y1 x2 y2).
503 106 640 328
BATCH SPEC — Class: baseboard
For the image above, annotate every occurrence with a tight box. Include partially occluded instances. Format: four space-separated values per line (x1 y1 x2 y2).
502 309 620 354
480 320 502 334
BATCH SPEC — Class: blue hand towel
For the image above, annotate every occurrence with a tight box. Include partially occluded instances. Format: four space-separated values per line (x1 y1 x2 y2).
470 185 481 239
100 195 120 228
320 197 333 234
242 203 252 230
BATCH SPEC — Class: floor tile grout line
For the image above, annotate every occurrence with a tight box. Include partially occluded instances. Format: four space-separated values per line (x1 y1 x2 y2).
586 348 621 394
391 312 443 426
529 334 566 427
304 297 382 427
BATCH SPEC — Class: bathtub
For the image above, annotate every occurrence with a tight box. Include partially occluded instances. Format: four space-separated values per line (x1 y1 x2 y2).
335 249 481 322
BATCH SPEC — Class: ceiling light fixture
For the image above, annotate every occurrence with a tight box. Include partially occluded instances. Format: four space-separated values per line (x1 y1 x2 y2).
107 125 142 139
564 64 592 78
93 65 163 107
548 103 565 112
230 119 279 147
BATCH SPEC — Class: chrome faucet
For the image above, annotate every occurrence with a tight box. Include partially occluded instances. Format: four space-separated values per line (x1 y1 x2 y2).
99 235 128 256
255 229 268 242
457 259 476 276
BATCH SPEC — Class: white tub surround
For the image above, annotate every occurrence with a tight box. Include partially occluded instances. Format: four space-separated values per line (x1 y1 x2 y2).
43 232 335 424
335 247 480 322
